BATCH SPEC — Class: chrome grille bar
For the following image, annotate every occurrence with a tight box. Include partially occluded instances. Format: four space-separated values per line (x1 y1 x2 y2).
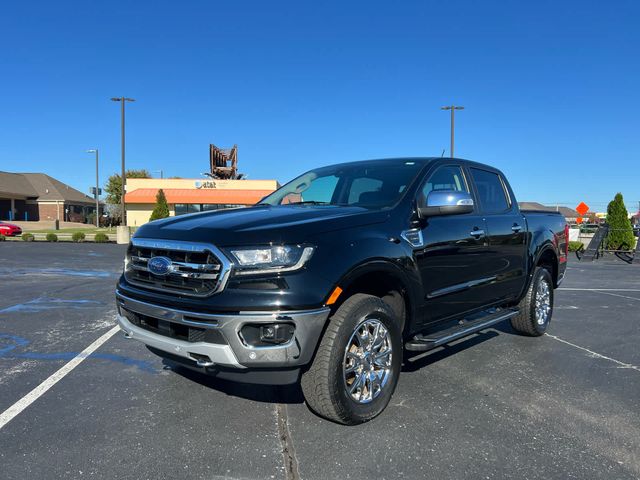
124 238 232 297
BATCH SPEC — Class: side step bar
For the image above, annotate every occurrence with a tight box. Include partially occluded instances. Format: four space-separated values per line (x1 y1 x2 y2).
405 308 519 352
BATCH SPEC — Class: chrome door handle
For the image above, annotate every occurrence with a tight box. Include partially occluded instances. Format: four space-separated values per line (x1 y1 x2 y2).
470 229 485 238
512 224 522 232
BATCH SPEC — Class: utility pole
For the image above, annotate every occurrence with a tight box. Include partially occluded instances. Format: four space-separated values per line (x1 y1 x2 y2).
87 149 99 227
110 97 135 225
440 105 464 158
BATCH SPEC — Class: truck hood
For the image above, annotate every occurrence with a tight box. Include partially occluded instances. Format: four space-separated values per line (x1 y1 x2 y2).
133 205 389 246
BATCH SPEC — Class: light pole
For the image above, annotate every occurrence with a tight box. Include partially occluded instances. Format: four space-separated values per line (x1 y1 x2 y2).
87 149 99 227
440 105 464 158
152 169 164 179
110 97 135 225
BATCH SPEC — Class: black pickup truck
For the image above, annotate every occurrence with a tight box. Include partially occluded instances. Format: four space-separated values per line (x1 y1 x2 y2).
116 158 568 424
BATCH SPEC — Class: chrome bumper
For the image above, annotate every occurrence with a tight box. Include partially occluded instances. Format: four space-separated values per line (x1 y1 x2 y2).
115 291 330 369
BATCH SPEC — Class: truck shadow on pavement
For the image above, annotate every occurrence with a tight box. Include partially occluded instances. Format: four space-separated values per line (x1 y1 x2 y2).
162 328 507 404
162 360 306 404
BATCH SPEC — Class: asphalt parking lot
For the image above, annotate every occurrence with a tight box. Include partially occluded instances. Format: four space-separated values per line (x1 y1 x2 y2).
0 243 639 479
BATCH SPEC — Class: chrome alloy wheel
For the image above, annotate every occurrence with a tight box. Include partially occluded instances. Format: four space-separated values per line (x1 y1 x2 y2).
343 318 393 404
535 278 551 326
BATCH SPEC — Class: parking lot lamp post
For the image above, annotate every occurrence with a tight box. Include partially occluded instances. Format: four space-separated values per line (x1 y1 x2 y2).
440 105 464 158
87 149 99 227
110 97 135 226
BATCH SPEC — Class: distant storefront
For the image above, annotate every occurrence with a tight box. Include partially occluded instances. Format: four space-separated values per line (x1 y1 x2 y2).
124 178 278 227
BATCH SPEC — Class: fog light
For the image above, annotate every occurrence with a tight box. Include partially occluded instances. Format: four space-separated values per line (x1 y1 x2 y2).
260 324 294 344
261 325 276 340
240 323 295 346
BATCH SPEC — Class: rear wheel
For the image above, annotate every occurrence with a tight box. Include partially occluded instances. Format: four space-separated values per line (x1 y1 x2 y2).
511 266 554 336
301 294 402 425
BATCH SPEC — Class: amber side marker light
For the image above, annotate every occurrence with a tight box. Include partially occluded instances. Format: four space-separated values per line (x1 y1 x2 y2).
326 286 343 305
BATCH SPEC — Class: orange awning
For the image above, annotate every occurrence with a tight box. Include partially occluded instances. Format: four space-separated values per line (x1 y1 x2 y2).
125 188 273 205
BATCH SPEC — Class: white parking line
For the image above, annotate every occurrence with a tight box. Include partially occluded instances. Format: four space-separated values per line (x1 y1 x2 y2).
546 333 640 373
560 288 640 292
0 325 120 430
559 288 640 301
590 291 640 302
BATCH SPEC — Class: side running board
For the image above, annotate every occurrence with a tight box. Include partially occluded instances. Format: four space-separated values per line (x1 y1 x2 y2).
405 308 519 352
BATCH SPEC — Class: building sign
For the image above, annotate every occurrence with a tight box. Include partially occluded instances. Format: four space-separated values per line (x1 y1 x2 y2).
194 180 217 189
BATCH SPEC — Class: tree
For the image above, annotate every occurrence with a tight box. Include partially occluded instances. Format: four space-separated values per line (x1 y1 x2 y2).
104 203 122 226
605 192 635 250
149 189 170 221
104 169 151 205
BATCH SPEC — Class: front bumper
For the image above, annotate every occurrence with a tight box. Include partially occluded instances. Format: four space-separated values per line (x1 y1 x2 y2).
115 291 330 371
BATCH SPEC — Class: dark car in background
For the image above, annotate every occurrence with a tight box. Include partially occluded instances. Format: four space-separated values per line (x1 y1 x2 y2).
0 222 22 237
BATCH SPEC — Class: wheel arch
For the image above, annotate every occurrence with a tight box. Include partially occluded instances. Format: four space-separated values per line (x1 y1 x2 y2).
534 244 559 287
328 260 417 335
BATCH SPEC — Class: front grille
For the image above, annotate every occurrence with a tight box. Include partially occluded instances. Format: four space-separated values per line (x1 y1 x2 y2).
122 309 226 344
124 239 230 297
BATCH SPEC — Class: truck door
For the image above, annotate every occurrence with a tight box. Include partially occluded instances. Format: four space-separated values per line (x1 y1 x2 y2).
414 165 493 323
468 167 526 303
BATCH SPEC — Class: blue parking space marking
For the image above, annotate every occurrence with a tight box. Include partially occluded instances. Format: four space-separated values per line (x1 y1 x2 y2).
0 298 103 314
0 333 157 373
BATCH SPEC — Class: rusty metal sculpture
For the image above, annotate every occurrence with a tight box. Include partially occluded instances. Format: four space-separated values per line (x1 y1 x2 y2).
208 144 243 179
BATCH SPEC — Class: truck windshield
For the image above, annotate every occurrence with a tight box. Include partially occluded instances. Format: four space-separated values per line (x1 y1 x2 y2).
259 160 424 209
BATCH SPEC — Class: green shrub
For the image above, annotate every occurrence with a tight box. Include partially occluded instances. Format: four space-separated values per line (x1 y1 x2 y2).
605 193 635 250
94 232 109 243
149 189 170 221
0 235 6 241
46 233 58 242
568 241 583 252
71 232 86 243
22 233 35 242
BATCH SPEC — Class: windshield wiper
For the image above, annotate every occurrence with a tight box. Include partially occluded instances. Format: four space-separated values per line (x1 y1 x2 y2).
286 201 333 205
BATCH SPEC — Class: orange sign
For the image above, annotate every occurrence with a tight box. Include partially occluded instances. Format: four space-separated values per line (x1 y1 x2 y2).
576 202 589 216
576 217 584 224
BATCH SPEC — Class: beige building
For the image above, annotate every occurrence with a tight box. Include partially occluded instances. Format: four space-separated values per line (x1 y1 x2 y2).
124 177 278 227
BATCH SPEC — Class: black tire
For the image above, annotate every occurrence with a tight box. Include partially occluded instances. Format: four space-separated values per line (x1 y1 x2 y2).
511 266 554 336
301 293 402 425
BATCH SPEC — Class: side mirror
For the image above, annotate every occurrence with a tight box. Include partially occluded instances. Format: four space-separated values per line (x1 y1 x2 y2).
419 190 474 217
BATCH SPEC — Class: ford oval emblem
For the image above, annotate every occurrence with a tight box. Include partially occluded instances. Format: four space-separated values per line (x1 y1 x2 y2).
148 256 172 276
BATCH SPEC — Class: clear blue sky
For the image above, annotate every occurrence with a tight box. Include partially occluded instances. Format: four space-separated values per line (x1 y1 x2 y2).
1 1 638 213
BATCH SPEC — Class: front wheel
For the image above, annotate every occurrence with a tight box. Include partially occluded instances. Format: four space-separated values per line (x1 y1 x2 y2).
301 294 402 425
511 266 554 336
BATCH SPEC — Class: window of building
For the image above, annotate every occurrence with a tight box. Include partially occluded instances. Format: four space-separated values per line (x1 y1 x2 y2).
175 203 245 215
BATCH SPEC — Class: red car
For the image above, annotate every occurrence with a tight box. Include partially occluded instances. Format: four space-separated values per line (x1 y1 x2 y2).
0 222 22 237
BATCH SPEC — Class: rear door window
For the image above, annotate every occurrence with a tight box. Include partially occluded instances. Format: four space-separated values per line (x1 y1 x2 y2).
469 168 510 214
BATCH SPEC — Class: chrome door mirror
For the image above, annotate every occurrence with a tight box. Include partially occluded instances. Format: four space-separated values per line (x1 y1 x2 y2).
419 190 474 217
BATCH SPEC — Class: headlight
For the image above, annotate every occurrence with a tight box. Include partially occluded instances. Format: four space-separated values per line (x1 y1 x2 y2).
229 245 315 275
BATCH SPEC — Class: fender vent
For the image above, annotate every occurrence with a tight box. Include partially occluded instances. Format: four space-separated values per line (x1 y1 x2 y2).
401 228 424 248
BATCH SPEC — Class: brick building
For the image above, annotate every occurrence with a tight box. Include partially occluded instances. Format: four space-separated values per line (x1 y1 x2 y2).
0 171 96 222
